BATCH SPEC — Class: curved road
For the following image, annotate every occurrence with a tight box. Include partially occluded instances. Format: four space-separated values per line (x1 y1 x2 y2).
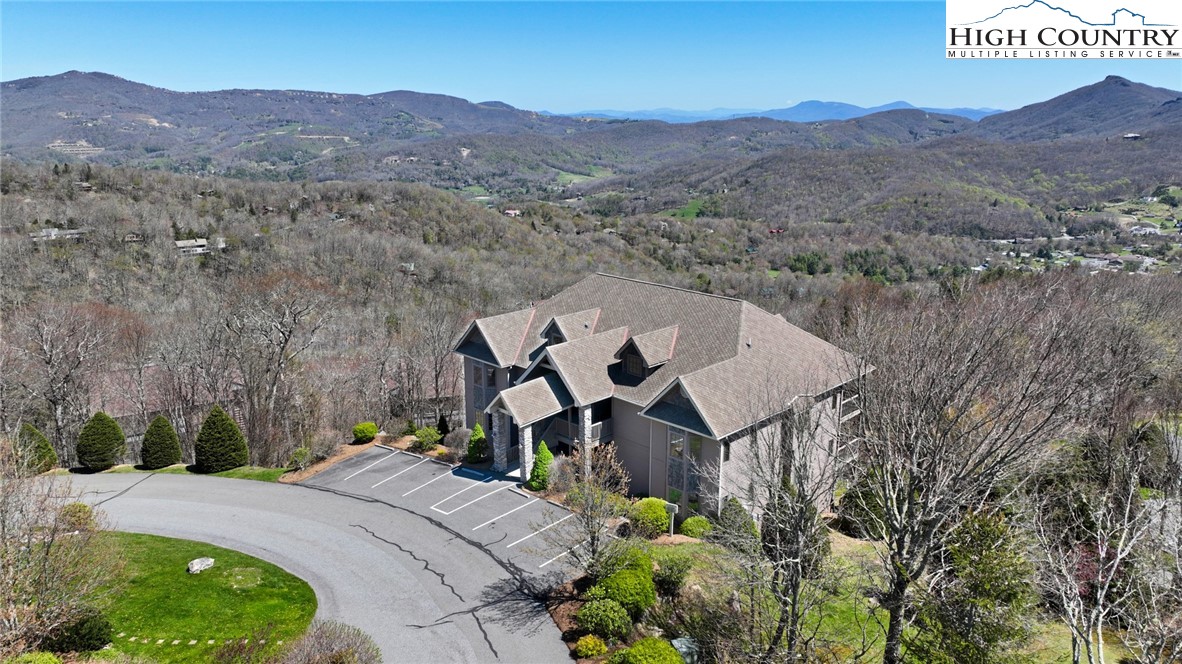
70 473 569 663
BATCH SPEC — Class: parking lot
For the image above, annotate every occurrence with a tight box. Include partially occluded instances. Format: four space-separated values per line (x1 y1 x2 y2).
303 446 579 573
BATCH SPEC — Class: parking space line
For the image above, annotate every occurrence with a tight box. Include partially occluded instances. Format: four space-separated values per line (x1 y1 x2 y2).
435 483 514 516
343 451 399 481
402 468 472 497
371 458 429 488
472 498 539 531
430 477 495 513
455 467 486 480
540 540 585 568
507 513 574 548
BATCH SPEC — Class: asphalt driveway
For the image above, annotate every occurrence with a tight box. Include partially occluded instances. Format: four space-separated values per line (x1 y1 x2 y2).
69 456 574 664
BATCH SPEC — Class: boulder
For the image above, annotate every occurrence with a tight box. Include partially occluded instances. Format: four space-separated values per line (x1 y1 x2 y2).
187 557 215 574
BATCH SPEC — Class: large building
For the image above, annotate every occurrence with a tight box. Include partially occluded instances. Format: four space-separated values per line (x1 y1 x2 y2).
453 274 860 515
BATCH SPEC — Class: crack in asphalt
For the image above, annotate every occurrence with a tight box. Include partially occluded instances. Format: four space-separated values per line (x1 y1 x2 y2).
350 523 465 603
92 472 156 506
298 481 558 660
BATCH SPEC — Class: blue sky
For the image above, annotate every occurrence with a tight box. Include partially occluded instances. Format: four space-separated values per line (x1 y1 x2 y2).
1 2 1178 112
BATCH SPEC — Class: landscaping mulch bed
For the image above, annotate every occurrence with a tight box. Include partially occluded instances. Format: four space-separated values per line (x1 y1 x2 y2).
382 433 463 463
278 437 383 484
546 575 597 661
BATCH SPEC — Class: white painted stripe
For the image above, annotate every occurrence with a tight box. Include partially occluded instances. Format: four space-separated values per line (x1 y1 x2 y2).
436 484 513 516
371 458 428 488
472 498 539 531
540 540 585 568
430 477 495 513
455 467 486 480
507 513 574 548
401 468 462 497
343 452 398 481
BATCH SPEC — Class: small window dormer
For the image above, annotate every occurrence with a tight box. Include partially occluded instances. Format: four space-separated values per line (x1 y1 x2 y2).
624 351 645 378
541 319 566 347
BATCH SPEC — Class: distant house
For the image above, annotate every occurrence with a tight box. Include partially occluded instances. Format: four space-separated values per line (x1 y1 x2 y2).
1123 133 1143 140
1130 226 1161 236
174 237 226 256
122 232 146 243
504 209 523 218
29 227 92 243
175 239 210 255
452 273 860 514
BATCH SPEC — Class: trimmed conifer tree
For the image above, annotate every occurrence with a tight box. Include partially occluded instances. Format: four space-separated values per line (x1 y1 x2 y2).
141 415 182 470
19 422 57 473
194 406 248 473
76 412 126 471
526 440 554 491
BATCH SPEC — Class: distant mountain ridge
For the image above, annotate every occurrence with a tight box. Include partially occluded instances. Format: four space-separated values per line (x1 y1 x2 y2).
564 101 1003 123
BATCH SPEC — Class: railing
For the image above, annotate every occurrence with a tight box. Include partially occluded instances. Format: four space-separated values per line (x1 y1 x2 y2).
554 418 613 443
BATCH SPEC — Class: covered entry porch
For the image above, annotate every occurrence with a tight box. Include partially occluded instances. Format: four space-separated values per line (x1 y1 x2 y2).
485 374 614 483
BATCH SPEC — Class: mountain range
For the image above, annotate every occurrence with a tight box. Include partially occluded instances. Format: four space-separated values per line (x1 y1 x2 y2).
0 71 1178 193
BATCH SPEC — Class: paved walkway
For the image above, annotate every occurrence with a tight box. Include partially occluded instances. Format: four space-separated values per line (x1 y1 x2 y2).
69 470 571 664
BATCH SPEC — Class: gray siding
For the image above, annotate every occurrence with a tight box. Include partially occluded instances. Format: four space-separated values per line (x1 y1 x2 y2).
610 399 653 496
718 395 844 514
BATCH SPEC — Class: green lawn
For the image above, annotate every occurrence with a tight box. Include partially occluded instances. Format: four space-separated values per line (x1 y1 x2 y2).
56 464 290 482
99 532 316 663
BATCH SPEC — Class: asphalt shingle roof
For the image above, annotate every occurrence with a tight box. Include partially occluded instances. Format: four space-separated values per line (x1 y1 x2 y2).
461 274 855 438
491 373 573 426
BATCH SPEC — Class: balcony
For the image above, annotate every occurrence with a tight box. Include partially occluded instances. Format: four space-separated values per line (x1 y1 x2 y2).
553 417 614 444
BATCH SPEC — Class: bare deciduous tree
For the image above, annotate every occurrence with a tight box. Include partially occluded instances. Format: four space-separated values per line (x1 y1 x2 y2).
838 278 1093 664
224 273 331 466
536 442 632 580
9 303 111 464
1029 446 1152 664
1116 412 1182 664
708 403 843 663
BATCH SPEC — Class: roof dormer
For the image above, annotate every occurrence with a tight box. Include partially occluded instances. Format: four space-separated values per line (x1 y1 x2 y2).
615 325 679 371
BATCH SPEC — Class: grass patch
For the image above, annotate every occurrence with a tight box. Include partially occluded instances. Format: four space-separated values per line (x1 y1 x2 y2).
557 166 613 185
100 532 316 663
458 184 489 197
153 464 289 482
663 199 704 219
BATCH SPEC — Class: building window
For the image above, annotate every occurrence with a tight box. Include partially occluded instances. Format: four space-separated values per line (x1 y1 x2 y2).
473 362 497 388
624 353 644 377
549 332 564 346
668 427 686 459
723 441 731 462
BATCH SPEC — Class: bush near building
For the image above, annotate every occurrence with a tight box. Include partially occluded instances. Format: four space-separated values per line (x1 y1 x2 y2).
352 421 378 444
